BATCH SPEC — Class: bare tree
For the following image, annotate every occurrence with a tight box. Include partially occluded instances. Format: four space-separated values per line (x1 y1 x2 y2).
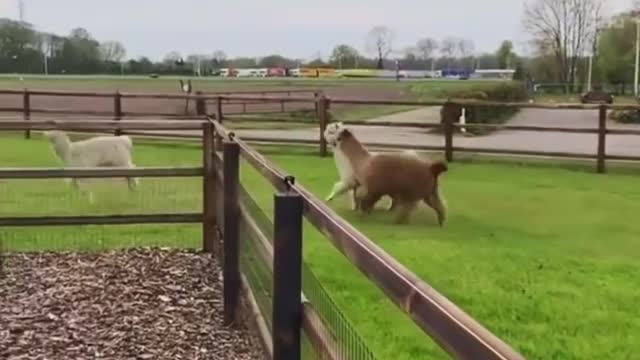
523 0 605 84
440 37 457 58
457 38 475 58
415 37 439 69
99 41 126 62
366 25 395 69
212 50 227 67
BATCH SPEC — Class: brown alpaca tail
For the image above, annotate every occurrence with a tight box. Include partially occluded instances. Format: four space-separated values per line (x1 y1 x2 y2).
430 160 448 178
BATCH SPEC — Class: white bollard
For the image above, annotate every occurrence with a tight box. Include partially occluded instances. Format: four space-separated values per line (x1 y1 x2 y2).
460 107 467 133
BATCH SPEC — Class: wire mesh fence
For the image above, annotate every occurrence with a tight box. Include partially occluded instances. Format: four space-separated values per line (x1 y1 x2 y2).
302 264 377 360
0 177 202 218
0 176 202 252
238 183 377 360
0 224 201 253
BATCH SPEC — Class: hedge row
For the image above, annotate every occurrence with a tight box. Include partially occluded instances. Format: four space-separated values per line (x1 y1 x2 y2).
443 82 528 134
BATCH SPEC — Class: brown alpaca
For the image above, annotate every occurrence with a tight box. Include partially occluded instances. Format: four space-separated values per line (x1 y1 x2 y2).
325 122 418 211
335 129 448 225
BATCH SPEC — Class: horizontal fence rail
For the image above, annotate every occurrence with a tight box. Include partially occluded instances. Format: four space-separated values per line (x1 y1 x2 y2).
2 87 640 109
0 214 202 227
0 167 203 179
212 120 525 360
0 120 207 130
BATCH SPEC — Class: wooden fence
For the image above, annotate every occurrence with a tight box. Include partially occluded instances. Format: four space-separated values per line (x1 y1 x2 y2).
0 118 528 359
213 94 640 174
211 120 526 360
0 88 320 138
4 87 638 173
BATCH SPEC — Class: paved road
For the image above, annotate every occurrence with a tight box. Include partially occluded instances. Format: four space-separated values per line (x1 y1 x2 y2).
230 107 640 158
16 107 638 158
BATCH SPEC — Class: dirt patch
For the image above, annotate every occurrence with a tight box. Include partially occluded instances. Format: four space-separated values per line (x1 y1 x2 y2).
0 248 264 359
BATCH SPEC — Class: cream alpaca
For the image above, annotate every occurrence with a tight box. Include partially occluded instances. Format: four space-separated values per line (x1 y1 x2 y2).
43 131 139 202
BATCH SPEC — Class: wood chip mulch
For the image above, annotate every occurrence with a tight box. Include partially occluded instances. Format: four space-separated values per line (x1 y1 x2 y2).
0 248 264 359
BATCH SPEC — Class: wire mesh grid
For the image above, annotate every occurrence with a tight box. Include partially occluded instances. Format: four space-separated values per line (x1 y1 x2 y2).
238 185 377 360
0 176 202 252
0 224 201 253
0 177 202 218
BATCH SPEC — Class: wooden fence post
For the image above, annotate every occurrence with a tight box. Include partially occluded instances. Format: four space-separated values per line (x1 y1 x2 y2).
597 105 607 174
23 89 30 139
313 92 319 117
195 91 207 116
317 96 329 157
272 183 303 360
202 122 217 254
216 96 224 122
223 140 241 326
442 102 455 162
113 91 123 136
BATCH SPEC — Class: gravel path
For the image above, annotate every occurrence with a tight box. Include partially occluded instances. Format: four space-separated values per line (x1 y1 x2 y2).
0 249 264 360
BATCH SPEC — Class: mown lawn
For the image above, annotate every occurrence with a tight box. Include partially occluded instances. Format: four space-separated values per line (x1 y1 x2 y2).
1 134 638 360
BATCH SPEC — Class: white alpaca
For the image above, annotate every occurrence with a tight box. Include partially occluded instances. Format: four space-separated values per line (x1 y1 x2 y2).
43 131 139 202
324 122 419 210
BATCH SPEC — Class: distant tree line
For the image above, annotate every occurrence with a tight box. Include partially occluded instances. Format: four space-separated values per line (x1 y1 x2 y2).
0 18 523 77
2 0 640 89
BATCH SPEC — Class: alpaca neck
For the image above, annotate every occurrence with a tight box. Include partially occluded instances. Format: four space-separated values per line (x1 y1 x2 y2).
50 135 71 163
339 135 370 169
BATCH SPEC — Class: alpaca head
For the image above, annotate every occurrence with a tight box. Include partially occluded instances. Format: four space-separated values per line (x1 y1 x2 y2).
324 122 349 146
43 130 69 144
43 130 71 161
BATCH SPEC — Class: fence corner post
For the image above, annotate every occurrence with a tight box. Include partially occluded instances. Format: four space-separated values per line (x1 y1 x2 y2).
597 104 607 174
22 89 30 139
113 91 123 136
223 140 241 326
202 121 217 254
317 96 329 157
272 186 303 360
442 101 456 162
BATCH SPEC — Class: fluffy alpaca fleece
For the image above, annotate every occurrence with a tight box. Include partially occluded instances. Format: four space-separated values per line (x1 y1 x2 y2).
43 131 138 202
324 122 365 210
323 122 419 211
331 127 448 225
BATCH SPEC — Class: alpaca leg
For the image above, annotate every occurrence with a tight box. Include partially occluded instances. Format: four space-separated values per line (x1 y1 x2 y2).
350 188 360 211
394 200 419 224
425 188 447 226
325 180 352 202
355 189 380 216
125 160 139 191
72 178 94 204
70 177 80 191
386 196 397 212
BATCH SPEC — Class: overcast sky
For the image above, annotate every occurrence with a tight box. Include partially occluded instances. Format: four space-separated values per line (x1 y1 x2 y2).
0 0 634 61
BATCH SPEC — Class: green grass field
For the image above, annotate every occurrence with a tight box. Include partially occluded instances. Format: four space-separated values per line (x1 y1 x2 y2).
1 131 639 359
